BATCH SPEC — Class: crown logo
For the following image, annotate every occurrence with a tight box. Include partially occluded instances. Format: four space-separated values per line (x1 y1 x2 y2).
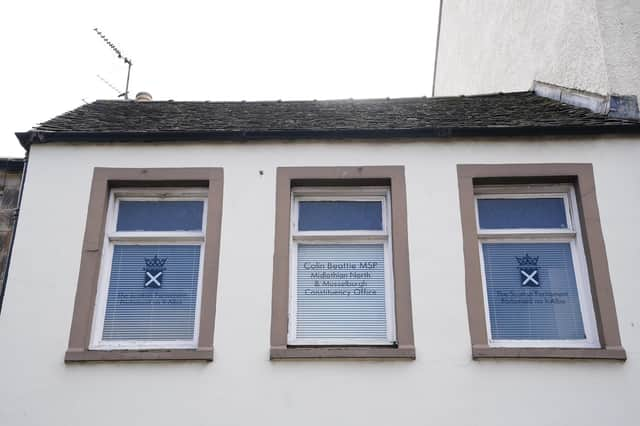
517 254 541 287
143 256 167 288
516 254 539 267
145 255 167 269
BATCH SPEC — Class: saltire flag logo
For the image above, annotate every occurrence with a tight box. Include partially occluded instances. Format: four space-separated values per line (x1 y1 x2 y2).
144 255 167 288
516 254 540 287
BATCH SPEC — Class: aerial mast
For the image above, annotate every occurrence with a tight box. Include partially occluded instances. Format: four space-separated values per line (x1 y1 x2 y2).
93 28 133 100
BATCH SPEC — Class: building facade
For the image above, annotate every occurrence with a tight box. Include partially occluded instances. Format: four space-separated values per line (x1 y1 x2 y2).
0 94 638 425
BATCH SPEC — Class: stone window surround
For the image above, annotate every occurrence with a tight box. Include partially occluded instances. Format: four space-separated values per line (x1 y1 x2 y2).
270 166 415 359
457 163 626 360
65 167 224 362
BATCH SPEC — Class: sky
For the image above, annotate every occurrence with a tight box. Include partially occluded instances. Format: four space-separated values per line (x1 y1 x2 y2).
0 0 440 157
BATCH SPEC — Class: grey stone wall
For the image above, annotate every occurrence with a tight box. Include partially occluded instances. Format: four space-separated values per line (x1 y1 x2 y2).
0 160 24 301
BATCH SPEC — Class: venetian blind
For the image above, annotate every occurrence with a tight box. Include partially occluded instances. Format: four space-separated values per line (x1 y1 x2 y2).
295 243 389 341
102 244 201 341
482 242 586 340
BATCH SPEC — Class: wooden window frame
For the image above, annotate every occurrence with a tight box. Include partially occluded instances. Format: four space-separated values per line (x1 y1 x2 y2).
457 163 626 360
65 168 223 362
270 166 415 359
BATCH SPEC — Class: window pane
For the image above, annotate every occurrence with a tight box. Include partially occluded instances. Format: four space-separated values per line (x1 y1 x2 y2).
116 201 204 232
482 242 586 340
295 244 388 341
477 198 567 229
298 201 383 231
102 245 201 341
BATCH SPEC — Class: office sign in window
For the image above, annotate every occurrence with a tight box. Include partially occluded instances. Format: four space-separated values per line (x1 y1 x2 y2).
103 245 201 341
296 244 387 340
482 242 585 340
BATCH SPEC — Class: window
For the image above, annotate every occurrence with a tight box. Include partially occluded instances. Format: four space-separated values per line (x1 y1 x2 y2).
270 166 415 359
457 164 625 360
289 188 395 345
90 190 207 350
66 168 223 362
477 185 599 348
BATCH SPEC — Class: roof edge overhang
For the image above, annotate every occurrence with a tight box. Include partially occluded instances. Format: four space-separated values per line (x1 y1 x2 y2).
16 125 640 149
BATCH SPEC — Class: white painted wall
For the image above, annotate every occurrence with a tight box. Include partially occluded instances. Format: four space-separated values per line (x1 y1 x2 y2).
434 0 640 100
1 138 639 426
596 0 640 98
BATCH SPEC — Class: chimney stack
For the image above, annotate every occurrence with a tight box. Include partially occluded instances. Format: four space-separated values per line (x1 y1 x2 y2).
135 92 152 102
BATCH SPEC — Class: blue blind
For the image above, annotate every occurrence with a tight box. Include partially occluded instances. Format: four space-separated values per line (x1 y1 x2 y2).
482 242 586 340
477 198 567 229
295 244 388 341
102 244 201 341
298 201 383 231
117 201 204 231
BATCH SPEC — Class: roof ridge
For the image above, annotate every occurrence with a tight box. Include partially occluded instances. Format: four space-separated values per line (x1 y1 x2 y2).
89 91 534 105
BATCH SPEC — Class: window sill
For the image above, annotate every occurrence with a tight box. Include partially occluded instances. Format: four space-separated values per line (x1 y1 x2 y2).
471 345 626 360
270 345 416 360
64 348 213 362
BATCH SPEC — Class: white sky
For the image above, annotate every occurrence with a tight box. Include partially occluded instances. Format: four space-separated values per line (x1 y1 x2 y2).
0 0 440 157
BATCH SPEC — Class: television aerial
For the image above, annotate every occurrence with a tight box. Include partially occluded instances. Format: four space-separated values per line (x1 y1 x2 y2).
93 28 133 100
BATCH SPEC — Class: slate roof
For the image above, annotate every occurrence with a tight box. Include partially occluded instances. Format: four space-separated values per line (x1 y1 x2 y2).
0 158 24 173
16 92 640 147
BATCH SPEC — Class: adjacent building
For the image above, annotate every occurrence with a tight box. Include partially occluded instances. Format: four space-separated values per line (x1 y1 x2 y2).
433 0 640 118
0 158 24 312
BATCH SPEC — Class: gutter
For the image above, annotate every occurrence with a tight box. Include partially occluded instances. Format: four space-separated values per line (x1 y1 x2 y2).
0 153 28 316
15 124 640 149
